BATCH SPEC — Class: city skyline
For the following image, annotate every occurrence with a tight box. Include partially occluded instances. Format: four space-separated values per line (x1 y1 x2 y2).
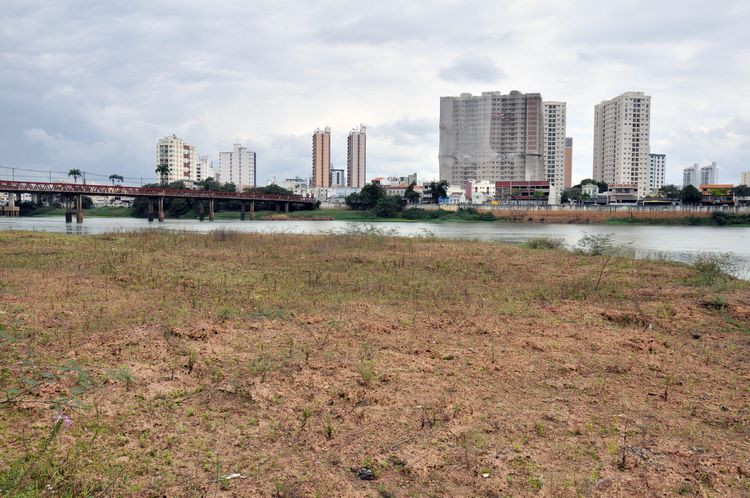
1 1 749 187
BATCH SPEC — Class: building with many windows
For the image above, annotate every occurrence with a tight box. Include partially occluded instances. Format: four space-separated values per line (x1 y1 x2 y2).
312 127 331 188
593 92 651 197
543 101 568 188
156 134 198 183
700 162 718 185
347 125 366 188
218 144 256 191
196 155 215 182
648 153 666 194
741 171 750 186
564 137 573 189
331 168 345 187
439 91 544 186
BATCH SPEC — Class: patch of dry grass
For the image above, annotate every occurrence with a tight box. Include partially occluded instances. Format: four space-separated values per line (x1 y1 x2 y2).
0 230 748 496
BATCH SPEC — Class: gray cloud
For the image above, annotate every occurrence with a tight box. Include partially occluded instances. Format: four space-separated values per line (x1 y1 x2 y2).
438 54 506 83
0 0 749 186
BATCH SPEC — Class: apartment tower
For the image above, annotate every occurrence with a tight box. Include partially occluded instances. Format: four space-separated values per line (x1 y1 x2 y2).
196 155 215 182
312 127 331 188
564 138 573 189
593 91 651 196
219 144 256 191
648 154 666 194
439 91 544 185
156 134 197 183
543 102 567 188
741 171 750 185
347 125 366 188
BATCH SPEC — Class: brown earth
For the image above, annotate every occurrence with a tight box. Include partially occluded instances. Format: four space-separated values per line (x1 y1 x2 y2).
0 230 748 496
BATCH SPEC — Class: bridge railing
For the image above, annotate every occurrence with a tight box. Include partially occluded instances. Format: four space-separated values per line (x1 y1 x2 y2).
0 180 314 203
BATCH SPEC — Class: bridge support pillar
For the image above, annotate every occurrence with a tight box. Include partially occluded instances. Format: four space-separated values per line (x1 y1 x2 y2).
65 196 72 223
76 194 83 223
240 202 246 221
209 199 215 222
285 202 289 213
250 201 255 220
147 199 154 222
198 201 204 221
158 197 165 222
275 202 281 212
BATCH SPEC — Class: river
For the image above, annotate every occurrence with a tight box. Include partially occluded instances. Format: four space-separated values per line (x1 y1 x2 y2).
2 216 749 278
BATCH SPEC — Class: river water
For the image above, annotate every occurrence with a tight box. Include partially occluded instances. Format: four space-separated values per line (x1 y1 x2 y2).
2 216 750 278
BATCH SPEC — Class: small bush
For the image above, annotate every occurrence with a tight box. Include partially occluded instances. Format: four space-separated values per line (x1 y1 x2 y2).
576 233 616 256
523 237 564 250
691 253 736 286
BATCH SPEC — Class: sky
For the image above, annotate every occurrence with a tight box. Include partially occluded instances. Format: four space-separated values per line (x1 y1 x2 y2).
2 0 750 186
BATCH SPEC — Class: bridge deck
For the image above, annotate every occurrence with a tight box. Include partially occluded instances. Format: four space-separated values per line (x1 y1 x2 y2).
0 180 314 203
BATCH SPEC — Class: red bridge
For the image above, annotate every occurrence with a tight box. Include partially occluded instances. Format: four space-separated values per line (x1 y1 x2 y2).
0 180 315 223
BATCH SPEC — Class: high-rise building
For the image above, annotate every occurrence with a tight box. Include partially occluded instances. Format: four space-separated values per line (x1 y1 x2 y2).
312 127 331 188
156 134 197 183
543 102 567 188
347 125 366 188
648 153 666 194
331 168 345 187
683 164 699 188
439 91 544 185
197 155 215 182
564 138 573 189
741 171 750 185
219 144 256 191
700 162 718 185
593 91 651 196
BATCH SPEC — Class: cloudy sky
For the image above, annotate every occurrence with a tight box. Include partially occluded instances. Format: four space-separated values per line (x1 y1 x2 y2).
2 0 749 186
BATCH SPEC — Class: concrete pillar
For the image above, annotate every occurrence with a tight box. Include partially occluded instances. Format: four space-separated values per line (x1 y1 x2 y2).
198 201 205 221
65 196 72 223
76 194 83 223
285 202 289 213
250 201 255 220
147 199 154 222
209 198 215 222
240 202 246 221
158 197 165 222
275 203 281 212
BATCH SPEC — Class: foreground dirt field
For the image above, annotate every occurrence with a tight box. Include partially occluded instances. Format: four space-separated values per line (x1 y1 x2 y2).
0 230 748 496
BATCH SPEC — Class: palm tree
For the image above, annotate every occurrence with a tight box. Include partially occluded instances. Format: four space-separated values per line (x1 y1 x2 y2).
68 169 82 184
109 174 124 185
155 164 170 187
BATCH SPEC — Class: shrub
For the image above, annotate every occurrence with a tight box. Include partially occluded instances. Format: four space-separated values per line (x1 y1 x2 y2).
576 233 616 256
523 237 564 250
373 196 404 218
691 253 736 286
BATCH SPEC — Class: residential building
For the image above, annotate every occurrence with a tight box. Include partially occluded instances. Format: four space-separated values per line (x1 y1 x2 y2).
312 127 331 188
648 153 666 194
196 155 215 182
700 184 734 205
683 163 700 189
156 134 197 183
593 91 651 197
331 168 345 187
741 171 750 185
543 101 567 188
564 137 573 189
700 162 718 185
606 184 639 204
280 177 307 192
495 180 550 204
219 144 256 190
439 91 544 186
347 125 366 188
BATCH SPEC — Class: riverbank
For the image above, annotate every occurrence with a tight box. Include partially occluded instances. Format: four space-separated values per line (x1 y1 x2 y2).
1 231 748 496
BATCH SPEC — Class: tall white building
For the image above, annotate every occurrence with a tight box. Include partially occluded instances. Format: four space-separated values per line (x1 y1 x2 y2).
543 101 567 188
156 134 198 183
648 153 666 194
439 91 545 185
741 171 750 185
683 163 700 188
700 162 718 185
219 144 256 191
593 92 651 196
196 155 215 182
347 125 366 188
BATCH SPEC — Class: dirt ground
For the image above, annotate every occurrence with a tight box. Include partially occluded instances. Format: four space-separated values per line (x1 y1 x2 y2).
0 230 748 496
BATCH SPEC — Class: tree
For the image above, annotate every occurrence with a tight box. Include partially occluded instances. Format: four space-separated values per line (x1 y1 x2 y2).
658 184 681 200
577 178 608 193
68 169 82 184
155 163 171 187
731 184 750 197
345 183 386 210
680 184 702 204
561 187 582 204
404 182 421 205
109 174 124 185
373 196 404 218
427 180 449 203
